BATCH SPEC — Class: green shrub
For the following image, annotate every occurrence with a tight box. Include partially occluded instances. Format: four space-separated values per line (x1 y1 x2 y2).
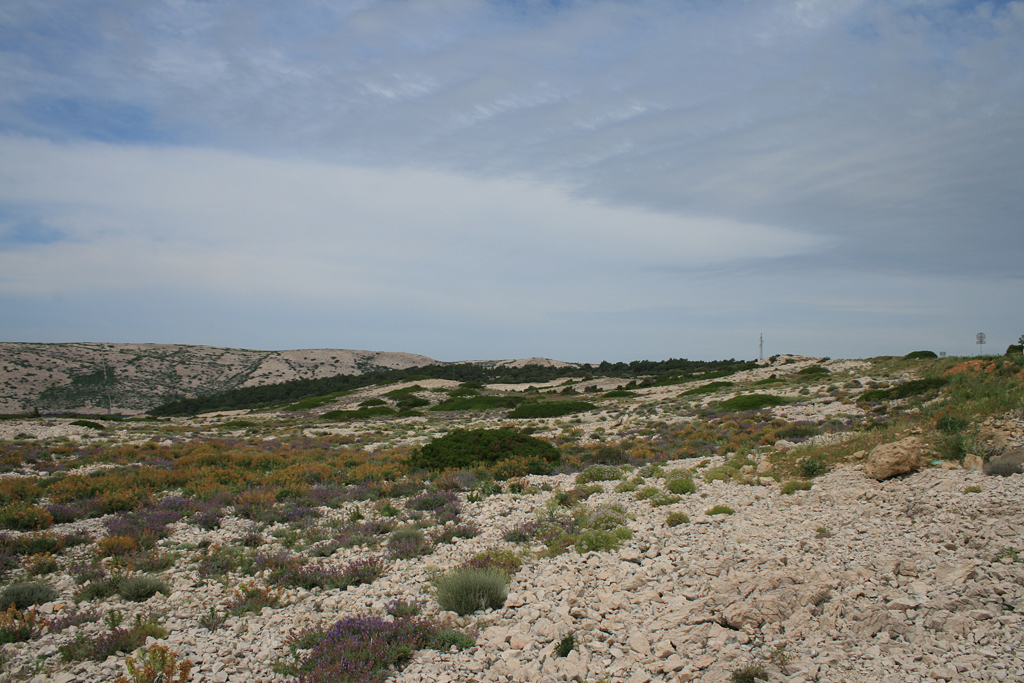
781 480 813 495
117 576 169 602
797 365 830 377
705 505 734 516
648 492 681 507
799 457 826 478
412 429 559 470
554 633 575 657
574 529 626 553
70 420 106 431
0 503 53 531
665 476 696 495
859 377 948 402
614 478 641 493
731 664 768 683
429 629 476 650
679 381 733 396
507 401 596 419
575 464 624 485
578 504 631 531
434 568 509 616
322 406 398 421
716 394 788 411
0 582 59 609
665 512 689 527
638 463 665 478
429 396 520 412
904 350 938 360
602 390 635 398
635 486 661 500
963 485 982 493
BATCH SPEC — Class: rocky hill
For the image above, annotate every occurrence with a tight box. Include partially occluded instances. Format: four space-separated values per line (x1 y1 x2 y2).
0 342 439 415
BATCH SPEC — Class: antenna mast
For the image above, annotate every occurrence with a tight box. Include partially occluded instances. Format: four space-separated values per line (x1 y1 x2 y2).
759 333 763 361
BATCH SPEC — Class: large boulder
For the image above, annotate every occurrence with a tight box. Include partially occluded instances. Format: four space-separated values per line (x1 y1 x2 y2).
864 436 928 480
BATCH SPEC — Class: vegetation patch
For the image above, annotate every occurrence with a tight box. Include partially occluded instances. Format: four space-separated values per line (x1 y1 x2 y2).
679 381 734 396
411 428 558 471
507 400 596 419
859 377 948 402
716 394 789 412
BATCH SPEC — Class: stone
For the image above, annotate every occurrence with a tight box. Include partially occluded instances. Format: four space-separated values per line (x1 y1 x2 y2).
864 436 929 480
963 454 985 471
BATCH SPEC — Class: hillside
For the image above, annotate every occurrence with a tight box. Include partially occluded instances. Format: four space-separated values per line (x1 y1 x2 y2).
0 352 1021 683
0 343 439 415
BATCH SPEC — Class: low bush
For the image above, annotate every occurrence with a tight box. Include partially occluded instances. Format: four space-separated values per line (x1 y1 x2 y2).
278 614 474 682
23 552 58 576
575 464 624 485
555 633 575 657
59 613 168 663
507 401 596 419
0 581 59 609
799 457 826 478
388 527 431 559
705 505 735 516
665 472 697 494
635 486 661 500
574 528 630 553
412 428 559 471
460 548 523 576
0 503 54 531
117 576 169 602
648 492 681 507
859 377 948 402
717 394 788 412
679 381 734 396
226 582 280 616
114 643 191 683
434 568 509 615
665 512 689 527
429 396 520 412
781 481 813 495
904 350 938 360
0 604 42 643
731 663 768 683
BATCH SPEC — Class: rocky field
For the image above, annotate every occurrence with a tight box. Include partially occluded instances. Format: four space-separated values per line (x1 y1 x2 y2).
0 353 1022 683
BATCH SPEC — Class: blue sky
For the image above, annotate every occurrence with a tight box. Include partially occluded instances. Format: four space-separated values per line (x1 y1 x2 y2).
1 0 1022 363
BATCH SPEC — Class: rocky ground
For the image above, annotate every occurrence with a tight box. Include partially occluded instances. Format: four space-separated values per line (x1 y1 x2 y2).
1 355 1022 683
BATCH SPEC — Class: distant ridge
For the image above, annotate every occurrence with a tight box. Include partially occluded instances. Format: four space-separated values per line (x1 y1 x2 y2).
0 342 453 415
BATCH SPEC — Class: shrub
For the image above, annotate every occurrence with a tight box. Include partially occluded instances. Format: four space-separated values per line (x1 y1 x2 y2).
904 350 938 360
717 394 788 411
781 481 813 495
575 464 624 485
555 633 575 657
0 582 58 609
429 523 480 545
679 381 734 396
460 548 523 576
665 476 697 495
226 582 280 616
648 492 681 507
385 599 422 618
503 521 541 543
665 512 689 527
433 470 477 492
0 604 42 643
816 527 832 538
507 401 596 419
113 643 191 683
0 503 53 530
731 664 768 683
635 486 661 501
964 485 982 493
388 527 431 559
58 613 167 663
705 505 735 516
279 614 473 682
407 490 459 513
574 529 627 553
799 457 826 478
429 628 476 650
23 552 58 576
428 396 519 412
96 534 140 558
859 377 948 402
412 428 559 471
117 576 169 602
434 568 509 616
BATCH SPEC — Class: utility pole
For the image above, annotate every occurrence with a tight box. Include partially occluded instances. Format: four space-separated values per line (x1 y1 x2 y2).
759 334 763 361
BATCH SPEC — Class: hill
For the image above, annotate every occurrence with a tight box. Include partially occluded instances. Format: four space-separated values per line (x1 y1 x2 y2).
0 342 438 415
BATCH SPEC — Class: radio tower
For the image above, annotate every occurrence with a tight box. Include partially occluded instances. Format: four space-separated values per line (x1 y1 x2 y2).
759 333 764 361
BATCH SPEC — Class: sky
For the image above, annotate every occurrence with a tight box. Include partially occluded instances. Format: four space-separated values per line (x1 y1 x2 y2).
1 0 1022 364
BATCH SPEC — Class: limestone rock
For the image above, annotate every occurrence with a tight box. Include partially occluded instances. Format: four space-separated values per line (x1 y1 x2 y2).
864 436 928 480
